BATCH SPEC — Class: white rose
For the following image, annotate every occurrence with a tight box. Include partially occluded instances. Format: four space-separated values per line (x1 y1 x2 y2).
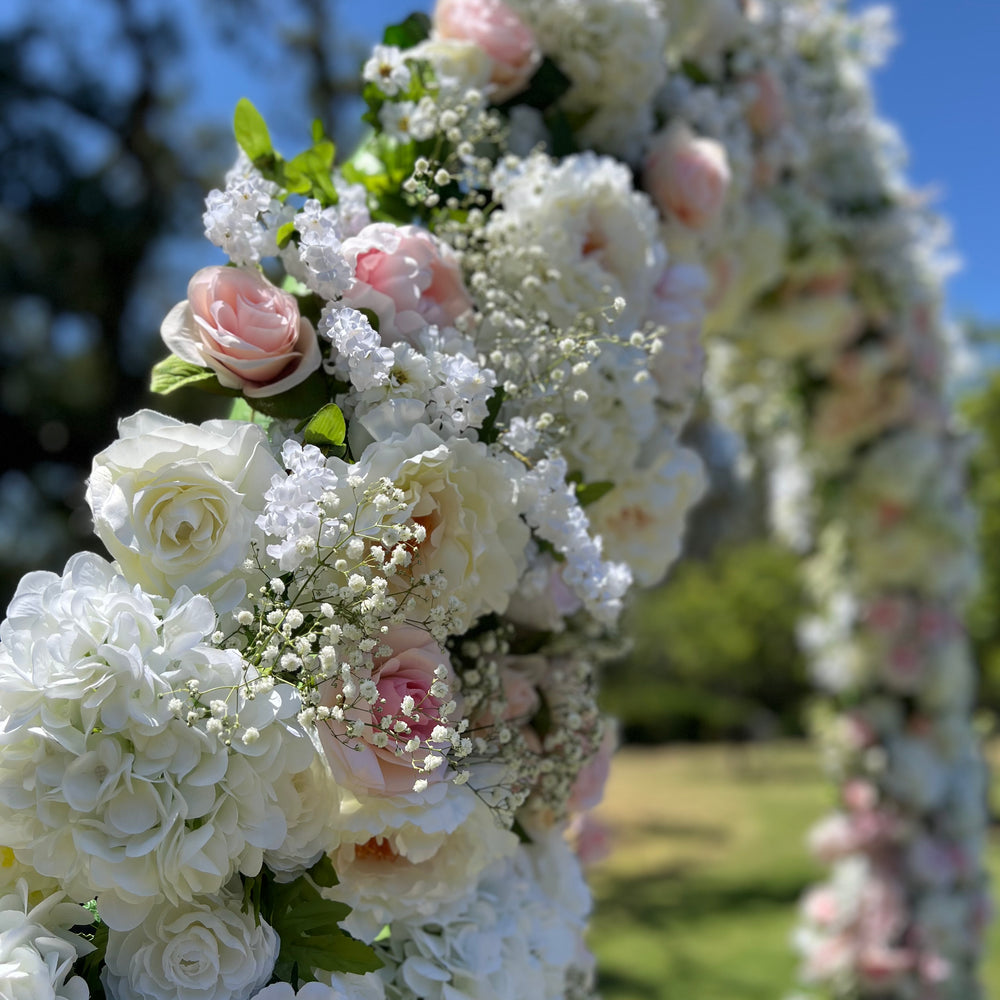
87 410 282 609
103 895 278 1000
0 883 94 1000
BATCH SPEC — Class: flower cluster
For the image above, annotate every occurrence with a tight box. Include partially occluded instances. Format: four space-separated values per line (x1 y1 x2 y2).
1 1 984 998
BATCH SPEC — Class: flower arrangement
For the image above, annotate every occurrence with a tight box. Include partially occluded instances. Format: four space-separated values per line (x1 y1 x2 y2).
0 2 987 1000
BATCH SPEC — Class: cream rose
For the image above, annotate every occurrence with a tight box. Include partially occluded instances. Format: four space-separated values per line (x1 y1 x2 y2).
161 265 321 397
433 0 541 102
86 411 282 607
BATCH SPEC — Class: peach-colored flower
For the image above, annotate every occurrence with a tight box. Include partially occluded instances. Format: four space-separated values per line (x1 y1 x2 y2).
160 266 320 397
433 0 540 102
340 224 473 344
643 122 731 231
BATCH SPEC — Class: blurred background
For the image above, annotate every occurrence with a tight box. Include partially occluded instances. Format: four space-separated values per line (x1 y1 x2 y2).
1 1 999 996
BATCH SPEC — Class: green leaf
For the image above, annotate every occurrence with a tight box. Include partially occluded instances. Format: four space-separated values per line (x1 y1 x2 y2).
228 397 275 432
74 916 108 999
247 369 332 420
575 480 615 507
285 142 338 206
276 220 296 250
300 403 347 451
498 56 572 112
382 12 431 50
234 98 274 163
150 356 239 397
308 853 340 888
478 386 507 445
264 871 384 981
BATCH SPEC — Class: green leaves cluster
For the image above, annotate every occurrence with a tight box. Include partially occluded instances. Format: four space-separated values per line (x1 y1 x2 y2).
243 855 383 986
234 99 338 208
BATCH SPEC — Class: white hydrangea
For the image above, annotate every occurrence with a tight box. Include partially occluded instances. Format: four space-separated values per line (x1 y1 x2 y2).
253 975 386 1000
0 552 311 931
0 881 94 1000
102 893 278 1000
321 306 396 392
519 456 632 626
292 199 353 300
379 837 590 1000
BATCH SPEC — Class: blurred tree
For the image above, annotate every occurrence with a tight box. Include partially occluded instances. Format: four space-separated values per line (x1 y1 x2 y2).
0 0 360 608
959 351 1000 715
604 539 812 743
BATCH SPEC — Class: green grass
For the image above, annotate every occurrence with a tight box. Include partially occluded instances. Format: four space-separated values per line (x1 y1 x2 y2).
588 742 1000 1000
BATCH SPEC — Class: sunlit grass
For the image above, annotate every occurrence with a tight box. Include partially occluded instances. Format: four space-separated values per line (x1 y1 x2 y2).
589 741 999 1000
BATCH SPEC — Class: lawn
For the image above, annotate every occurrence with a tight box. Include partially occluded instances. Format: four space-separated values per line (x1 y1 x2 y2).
588 742 999 1000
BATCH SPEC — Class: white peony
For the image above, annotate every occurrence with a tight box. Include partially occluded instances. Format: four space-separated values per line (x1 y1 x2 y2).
102 893 278 1000
487 151 664 336
359 424 530 630
586 443 706 586
329 797 519 941
87 410 282 609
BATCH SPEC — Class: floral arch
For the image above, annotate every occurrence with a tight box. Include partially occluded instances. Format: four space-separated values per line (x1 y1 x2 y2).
0 1 987 999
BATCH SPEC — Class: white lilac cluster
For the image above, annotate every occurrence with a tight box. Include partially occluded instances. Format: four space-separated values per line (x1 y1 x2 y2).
647 1 988 997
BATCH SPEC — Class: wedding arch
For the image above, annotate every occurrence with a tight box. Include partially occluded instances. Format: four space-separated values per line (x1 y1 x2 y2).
0 1 986 999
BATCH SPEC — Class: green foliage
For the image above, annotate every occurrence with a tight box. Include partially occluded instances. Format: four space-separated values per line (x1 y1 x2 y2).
150 356 239 397
74 914 108 1000
233 99 338 208
477 386 506 446
382 12 431 50
497 56 572 112
605 541 811 742
574 480 615 507
242 857 382 986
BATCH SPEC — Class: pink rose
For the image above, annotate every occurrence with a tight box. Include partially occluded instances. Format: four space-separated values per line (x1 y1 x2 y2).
319 625 457 796
340 223 473 344
746 70 787 135
160 266 320 398
643 122 731 231
568 725 616 814
434 0 540 102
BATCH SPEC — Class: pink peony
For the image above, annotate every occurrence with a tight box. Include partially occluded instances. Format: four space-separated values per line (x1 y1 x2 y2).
433 0 540 102
340 223 473 344
160 265 320 397
320 625 457 796
643 122 731 231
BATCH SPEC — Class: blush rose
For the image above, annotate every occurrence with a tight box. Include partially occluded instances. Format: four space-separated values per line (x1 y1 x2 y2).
161 265 321 397
433 0 541 102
